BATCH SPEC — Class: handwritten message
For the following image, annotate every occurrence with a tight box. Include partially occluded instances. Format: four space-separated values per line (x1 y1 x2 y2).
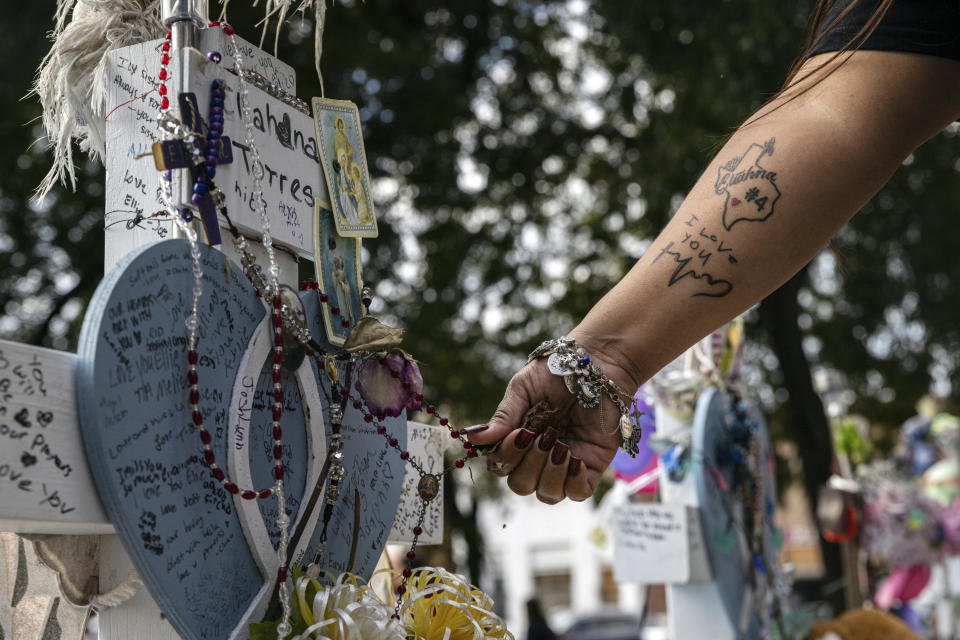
612 503 709 584
104 31 321 273
76 240 288 640
389 423 446 545
0 340 109 533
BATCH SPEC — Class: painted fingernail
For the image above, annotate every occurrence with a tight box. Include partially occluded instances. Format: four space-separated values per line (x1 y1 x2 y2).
462 424 489 435
568 457 582 476
551 441 569 465
514 428 535 449
538 427 559 452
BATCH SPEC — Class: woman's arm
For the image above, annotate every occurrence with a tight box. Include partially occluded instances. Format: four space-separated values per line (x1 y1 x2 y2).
468 51 960 503
574 50 960 385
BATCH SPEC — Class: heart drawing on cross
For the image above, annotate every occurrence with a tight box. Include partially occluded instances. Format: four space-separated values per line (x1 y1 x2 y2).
76 240 406 640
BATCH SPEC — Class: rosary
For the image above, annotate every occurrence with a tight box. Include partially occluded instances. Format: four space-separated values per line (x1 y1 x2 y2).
151 21 486 634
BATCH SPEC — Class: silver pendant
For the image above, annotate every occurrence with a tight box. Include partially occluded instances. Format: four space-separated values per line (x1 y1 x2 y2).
547 352 575 376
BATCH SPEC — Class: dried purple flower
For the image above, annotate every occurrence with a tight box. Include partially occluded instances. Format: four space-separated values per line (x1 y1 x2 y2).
357 350 422 419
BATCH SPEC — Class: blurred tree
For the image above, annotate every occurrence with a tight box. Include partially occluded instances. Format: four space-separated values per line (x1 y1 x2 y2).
5 0 960 610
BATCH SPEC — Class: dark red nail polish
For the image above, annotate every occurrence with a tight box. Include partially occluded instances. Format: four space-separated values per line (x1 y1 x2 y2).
551 441 569 465
538 427 559 452
462 424 489 435
568 457 582 476
514 428 535 449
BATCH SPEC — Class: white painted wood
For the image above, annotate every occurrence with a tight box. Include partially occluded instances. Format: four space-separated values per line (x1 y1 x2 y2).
656 410 736 640
387 422 446 545
98 534 178 640
104 28 324 273
0 340 110 534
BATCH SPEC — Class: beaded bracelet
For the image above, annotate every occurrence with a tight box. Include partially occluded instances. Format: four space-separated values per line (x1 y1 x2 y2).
528 336 642 457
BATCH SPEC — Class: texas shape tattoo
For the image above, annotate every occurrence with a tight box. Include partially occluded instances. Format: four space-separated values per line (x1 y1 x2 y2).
714 137 780 231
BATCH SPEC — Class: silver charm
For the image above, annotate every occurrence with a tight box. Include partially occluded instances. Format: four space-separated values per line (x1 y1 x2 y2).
547 352 575 376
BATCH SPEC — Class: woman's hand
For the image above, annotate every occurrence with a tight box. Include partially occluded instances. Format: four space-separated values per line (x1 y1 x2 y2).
466 338 639 504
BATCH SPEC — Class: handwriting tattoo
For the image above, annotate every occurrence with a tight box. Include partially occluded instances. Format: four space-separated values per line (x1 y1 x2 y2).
714 137 780 231
653 241 733 298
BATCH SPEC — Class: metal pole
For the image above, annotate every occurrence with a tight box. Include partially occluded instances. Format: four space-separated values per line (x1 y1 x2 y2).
161 1 208 232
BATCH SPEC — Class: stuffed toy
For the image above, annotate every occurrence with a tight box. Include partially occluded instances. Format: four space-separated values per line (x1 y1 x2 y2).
805 608 921 640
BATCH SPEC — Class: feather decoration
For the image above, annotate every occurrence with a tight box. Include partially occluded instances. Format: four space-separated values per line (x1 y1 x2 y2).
34 0 340 198
31 0 164 202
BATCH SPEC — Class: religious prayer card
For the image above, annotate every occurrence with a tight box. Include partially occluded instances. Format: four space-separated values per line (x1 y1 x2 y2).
314 202 364 346
312 98 378 238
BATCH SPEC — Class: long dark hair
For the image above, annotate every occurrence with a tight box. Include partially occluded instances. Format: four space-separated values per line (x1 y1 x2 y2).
748 0 895 123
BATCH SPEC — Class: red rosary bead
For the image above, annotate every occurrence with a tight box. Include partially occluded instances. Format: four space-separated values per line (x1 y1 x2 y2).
158 69 168 80
272 370 282 384
319 294 328 302
400 451 409 460
450 430 460 438
467 450 478 459
364 414 374 423
242 490 257 500
274 465 284 480
278 566 288 582
200 430 211 445
188 349 198 364
222 24 234 35
274 389 283 402
225 482 240 495
389 438 398 448
426 405 435 414
311 281 319 290
161 53 170 65
190 389 200 404
212 468 225 481
258 488 273 499
273 426 283 440
439 418 448 426
352 400 362 409
273 296 282 309
161 41 170 52
342 319 350 329
396 584 406 595
192 410 203 426
413 526 422 536
274 335 283 347
299 281 308 291
406 550 415 560
209 20 220 26
273 445 284 459
376 426 387 435
187 370 198 385
272 406 282 421
161 96 170 109
331 306 340 316
203 450 216 464
402 568 412 578
455 459 465 468
463 441 472 450
165 31 171 40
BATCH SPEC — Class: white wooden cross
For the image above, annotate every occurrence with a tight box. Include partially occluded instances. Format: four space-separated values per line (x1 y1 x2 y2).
0 4 444 638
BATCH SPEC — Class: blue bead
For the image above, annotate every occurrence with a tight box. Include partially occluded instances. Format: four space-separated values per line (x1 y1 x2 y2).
190 193 203 205
211 97 224 108
178 207 193 222
577 356 590 368
206 154 218 164
205 166 217 178
193 182 209 195
211 114 224 124
211 105 224 115
207 130 220 140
